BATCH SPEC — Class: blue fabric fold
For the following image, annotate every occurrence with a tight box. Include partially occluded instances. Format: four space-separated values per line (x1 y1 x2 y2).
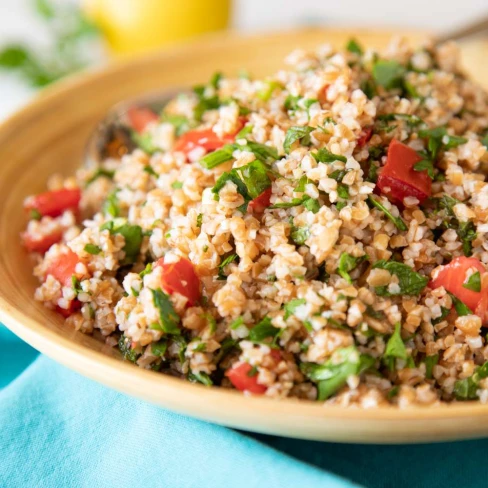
2 323 488 488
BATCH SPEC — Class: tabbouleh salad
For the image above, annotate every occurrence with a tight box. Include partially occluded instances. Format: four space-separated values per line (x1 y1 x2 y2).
22 37 488 406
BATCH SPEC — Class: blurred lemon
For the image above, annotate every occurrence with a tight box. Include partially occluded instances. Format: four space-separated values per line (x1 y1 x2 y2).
82 0 231 56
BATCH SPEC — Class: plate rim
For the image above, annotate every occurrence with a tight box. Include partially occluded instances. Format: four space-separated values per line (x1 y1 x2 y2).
2 27 488 444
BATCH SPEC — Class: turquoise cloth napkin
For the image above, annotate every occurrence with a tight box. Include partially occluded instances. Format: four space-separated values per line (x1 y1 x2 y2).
1 323 487 488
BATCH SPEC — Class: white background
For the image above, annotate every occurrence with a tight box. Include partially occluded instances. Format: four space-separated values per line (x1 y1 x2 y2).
0 0 487 116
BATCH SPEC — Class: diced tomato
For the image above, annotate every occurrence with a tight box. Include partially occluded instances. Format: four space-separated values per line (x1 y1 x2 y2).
126 106 159 133
22 229 63 254
357 127 373 148
269 349 282 363
377 139 431 204
155 256 201 306
174 117 246 157
430 256 488 322
45 250 83 287
56 300 81 318
226 362 267 394
24 188 81 218
248 187 272 214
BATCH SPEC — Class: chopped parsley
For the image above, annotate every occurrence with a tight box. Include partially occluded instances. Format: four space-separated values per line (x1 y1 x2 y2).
372 260 429 296
118 334 140 363
283 126 314 154
413 158 435 179
424 354 439 379
248 317 280 343
86 168 115 186
151 340 168 357
372 60 406 90
211 159 272 212
161 113 191 136
367 195 408 231
346 38 363 55
71 275 83 295
258 80 283 101
192 84 221 121
189 371 213 386
449 292 473 316
383 323 408 370
454 361 488 400
311 147 347 164
196 213 203 228
463 271 481 292
200 144 235 169
132 131 158 155
337 253 366 284
217 253 238 280
301 346 374 401
144 165 158 177
284 298 306 320
150 288 181 335
84 243 101 255
171 181 183 189
100 221 143 265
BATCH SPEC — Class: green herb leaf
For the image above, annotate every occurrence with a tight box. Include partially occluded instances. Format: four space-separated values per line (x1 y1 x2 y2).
290 225 310 246
258 80 282 101
284 298 306 320
139 263 153 278
338 253 365 284
449 292 473 317
367 195 408 231
144 165 158 177
200 145 235 169
283 126 314 154
118 334 140 363
312 147 347 164
384 323 408 368
30 208 42 220
132 131 158 154
337 184 349 200
425 354 439 379
236 160 272 199
301 346 370 401
372 260 428 296
189 371 213 386
413 159 435 179
171 181 183 189
71 275 83 295
151 340 168 357
454 361 488 400
102 191 120 218
86 168 115 186
303 197 320 213
218 254 238 280
458 220 477 257
237 140 279 163
84 243 101 255
248 317 280 343
372 60 406 90
463 271 481 292
150 288 181 335
112 223 143 265
161 113 190 136
346 38 364 55
196 213 203 228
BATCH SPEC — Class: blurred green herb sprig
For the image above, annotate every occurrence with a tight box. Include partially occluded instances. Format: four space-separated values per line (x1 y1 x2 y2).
0 0 100 87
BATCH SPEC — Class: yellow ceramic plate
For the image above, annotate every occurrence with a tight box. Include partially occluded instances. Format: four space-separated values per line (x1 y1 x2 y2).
2 29 488 444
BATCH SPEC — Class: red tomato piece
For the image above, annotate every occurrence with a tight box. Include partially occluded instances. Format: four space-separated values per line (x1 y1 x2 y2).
248 187 272 214
45 250 83 287
357 127 373 148
174 117 246 157
22 229 63 254
377 139 431 204
127 106 159 133
155 257 201 306
56 300 82 318
430 256 488 320
24 188 81 218
226 362 267 394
